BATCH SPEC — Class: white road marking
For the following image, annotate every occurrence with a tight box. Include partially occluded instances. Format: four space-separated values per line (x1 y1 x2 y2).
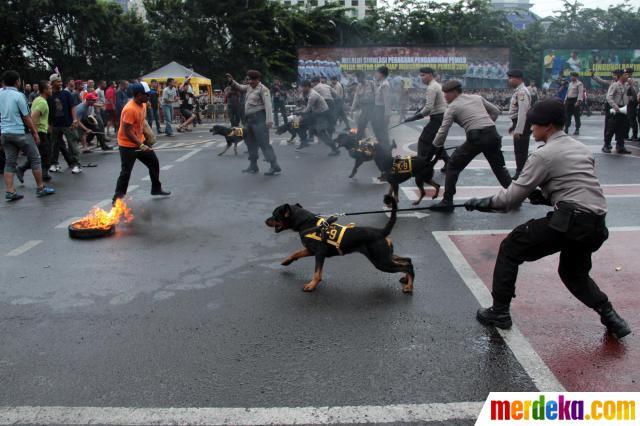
54 217 82 229
203 141 215 148
6 240 42 257
371 177 386 184
94 199 112 209
175 148 202 162
160 165 174 171
153 143 167 149
0 401 484 425
433 230 566 392
216 142 227 148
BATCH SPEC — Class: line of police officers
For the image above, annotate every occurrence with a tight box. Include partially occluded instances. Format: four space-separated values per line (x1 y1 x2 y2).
222 66 630 338
404 67 629 338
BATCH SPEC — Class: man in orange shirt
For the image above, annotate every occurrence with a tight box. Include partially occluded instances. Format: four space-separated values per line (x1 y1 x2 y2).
112 82 170 205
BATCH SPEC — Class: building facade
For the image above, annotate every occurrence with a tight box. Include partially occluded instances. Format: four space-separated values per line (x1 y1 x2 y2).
276 0 377 19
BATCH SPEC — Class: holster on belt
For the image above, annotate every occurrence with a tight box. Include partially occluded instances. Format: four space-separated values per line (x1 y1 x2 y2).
549 201 608 250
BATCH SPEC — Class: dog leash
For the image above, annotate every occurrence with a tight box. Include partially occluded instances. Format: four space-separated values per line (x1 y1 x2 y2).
321 203 468 218
136 139 219 152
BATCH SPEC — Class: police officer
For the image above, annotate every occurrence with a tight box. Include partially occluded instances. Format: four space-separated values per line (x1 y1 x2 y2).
564 72 584 135
605 69 631 154
226 70 281 175
431 80 512 212
298 80 338 155
507 69 531 180
371 66 392 174
404 67 450 168
464 98 630 340
624 68 639 141
591 69 620 152
330 76 350 131
311 76 337 131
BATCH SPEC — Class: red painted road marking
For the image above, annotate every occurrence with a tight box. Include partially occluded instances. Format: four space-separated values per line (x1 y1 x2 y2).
403 184 640 200
446 229 639 391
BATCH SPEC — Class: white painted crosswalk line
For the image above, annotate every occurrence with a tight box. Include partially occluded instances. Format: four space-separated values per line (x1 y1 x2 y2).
203 141 215 148
176 148 202 162
55 217 82 229
0 401 484 425
6 240 42 257
160 165 174 171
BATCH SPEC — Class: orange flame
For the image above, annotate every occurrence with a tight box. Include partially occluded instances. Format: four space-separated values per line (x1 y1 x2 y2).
71 198 134 230
350 128 358 134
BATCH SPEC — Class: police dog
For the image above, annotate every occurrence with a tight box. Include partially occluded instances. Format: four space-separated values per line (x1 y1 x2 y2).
382 155 440 206
210 124 243 156
334 132 396 178
265 195 415 293
275 115 305 144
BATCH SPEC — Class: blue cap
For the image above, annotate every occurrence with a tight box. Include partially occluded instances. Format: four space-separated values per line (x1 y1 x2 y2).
130 83 147 96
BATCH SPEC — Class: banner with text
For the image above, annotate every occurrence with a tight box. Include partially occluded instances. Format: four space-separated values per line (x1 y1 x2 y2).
298 46 511 89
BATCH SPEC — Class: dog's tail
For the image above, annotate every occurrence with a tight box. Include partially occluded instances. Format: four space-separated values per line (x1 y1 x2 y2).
382 194 397 237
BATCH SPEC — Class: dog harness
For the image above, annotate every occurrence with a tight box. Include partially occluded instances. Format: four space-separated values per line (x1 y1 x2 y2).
304 217 355 254
351 138 377 159
226 128 243 137
392 156 412 174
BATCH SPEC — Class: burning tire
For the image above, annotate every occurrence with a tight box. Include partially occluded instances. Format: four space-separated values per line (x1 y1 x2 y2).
67 199 133 239
68 223 116 239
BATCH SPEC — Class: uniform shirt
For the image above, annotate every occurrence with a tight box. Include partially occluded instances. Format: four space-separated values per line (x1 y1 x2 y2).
419 80 446 116
508 82 531 134
433 94 500 148
626 78 638 102
351 81 375 110
565 80 584 100
331 81 344 99
31 96 49 133
231 80 273 124
606 81 628 108
117 99 146 148
302 89 329 114
528 85 539 98
0 87 30 134
492 131 607 215
313 83 335 101
374 78 391 116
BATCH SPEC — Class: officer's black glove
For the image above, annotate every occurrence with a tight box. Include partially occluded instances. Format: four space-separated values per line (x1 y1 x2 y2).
404 113 424 123
465 197 494 212
528 189 552 206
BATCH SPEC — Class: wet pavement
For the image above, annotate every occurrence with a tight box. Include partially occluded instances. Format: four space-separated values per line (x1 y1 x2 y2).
0 113 637 424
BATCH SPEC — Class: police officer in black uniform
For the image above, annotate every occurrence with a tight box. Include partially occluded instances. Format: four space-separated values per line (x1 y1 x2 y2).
464 98 631 339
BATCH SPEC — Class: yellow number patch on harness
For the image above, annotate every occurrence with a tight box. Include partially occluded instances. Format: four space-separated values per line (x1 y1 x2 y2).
227 128 243 137
304 218 355 250
292 119 300 129
392 157 412 174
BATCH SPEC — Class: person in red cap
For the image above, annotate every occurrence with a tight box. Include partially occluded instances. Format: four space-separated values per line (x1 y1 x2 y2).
75 91 112 152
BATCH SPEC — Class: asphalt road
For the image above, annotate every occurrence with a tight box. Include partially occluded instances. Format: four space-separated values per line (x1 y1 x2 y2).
0 113 637 424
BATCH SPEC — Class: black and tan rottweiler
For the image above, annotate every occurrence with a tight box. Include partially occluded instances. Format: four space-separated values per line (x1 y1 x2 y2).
265 195 415 293
210 124 243 156
275 116 305 144
334 132 400 178
382 155 440 206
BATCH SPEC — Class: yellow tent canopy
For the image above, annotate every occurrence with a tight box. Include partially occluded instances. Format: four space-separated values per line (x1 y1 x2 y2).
141 61 212 99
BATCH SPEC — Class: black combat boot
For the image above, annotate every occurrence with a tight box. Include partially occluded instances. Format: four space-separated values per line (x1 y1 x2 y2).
477 302 512 329
264 162 282 176
596 302 631 339
242 160 259 174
